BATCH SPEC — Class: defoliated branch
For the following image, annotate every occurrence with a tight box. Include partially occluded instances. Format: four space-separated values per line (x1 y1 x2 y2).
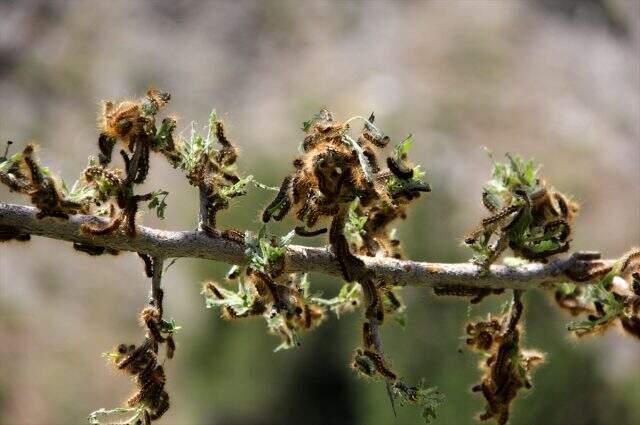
0 203 611 290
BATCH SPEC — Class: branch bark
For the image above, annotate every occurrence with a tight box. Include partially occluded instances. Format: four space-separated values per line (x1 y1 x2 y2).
0 202 612 290
150 256 165 315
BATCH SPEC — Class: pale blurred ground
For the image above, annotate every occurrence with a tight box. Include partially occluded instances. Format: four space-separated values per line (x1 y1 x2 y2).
0 1 639 425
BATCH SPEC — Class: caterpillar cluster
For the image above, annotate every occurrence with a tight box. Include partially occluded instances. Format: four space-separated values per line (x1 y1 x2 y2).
190 117 240 233
263 110 429 283
352 321 397 380
99 89 171 182
556 248 640 339
465 154 579 271
105 303 176 424
9 93 637 424
0 91 182 249
202 266 327 350
79 89 243 242
260 110 431 412
467 291 545 425
80 89 174 237
0 142 89 220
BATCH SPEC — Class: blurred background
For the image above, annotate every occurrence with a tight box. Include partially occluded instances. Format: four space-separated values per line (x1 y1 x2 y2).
0 1 639 424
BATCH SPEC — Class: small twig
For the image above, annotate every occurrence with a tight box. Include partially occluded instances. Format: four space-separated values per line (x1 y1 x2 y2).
361 279 397 416
151 256 165 316
198 186 208 231
124 140 144 186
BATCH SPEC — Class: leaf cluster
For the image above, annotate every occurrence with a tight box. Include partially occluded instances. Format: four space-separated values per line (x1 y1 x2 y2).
466 151 577 269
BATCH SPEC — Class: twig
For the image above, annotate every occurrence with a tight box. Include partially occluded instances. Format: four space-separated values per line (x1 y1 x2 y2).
150 256 165 316
198 186 208 231
0 203 613 290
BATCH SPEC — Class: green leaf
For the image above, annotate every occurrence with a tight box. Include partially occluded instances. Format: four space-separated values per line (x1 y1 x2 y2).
483 153 542 205
394 134 414 161
87 406 145 425
345 198 368 242
226 265 241 279
386 136 431 197
566 270 626 335
0 151 24 173
147 190 169 219
252 180 279 191
267 313 299 352
244 226 295 273
393 305 408 328
301 119 313 132
220 175 252 198
178 111 220 173
63 179 97 204
154 116 177 149
310 283 361 318
279 229 296 247
298 273 311 297
392 380 445 425
202 279 256 316
162 318 182 334
482 190 502 211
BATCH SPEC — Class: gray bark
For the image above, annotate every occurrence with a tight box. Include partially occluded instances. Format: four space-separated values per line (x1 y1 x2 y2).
0 203 611 290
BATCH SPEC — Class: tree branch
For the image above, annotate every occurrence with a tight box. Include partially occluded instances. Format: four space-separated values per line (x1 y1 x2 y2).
0 202 612 290
150 256 165 315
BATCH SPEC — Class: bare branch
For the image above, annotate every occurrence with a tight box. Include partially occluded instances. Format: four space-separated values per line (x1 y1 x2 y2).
0 203 612 290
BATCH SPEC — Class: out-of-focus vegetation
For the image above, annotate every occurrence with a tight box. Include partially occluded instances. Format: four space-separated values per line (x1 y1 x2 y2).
0 1 638 424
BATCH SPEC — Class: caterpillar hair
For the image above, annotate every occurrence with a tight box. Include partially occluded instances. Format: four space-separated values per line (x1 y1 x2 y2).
620 248 640 274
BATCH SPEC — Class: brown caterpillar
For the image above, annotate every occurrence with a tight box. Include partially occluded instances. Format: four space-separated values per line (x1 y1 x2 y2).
362 349 397 381
294 226 327 237
387 156 413 180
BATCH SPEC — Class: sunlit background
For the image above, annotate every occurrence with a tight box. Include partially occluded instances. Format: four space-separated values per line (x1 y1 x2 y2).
1 1 639 424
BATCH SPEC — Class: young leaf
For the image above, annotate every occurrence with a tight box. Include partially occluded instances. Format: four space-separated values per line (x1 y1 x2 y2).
147 190 169 219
